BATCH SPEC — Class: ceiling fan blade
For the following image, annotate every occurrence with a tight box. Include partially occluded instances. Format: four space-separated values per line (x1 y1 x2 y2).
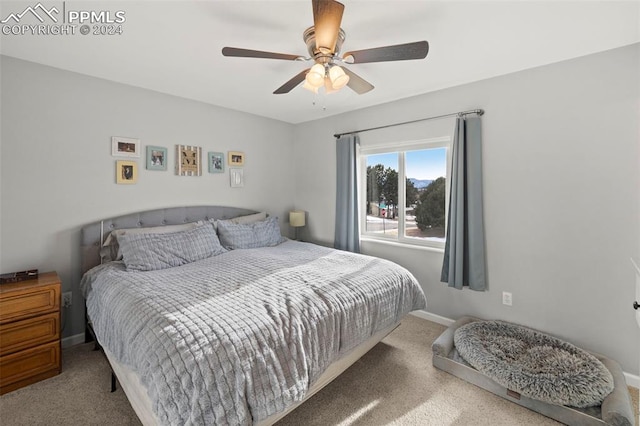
341 67 374 94
312 0 344 53
274 69 310 94
222 47 302 61
343 41 429 64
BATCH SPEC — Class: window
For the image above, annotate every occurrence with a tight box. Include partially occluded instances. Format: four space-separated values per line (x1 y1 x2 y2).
360 138 450 248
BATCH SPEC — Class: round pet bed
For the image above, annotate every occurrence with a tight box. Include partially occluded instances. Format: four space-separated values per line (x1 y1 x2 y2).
454 320 614 408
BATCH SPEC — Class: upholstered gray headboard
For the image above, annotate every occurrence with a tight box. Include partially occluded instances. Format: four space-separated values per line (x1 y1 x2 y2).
80 205 258 274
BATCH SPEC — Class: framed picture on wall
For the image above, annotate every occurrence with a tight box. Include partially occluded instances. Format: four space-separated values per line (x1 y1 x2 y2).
146 146 168 171
229 168 244 188
176 145 202 176
116 160 138 184
228 151 245 167
112 136 140 157
208 152 224 173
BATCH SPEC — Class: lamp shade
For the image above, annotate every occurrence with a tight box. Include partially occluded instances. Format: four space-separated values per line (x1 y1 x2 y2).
303 80 319 94
305 64 325 88
329 65 349 90
289 210 306 227
324 76 338 94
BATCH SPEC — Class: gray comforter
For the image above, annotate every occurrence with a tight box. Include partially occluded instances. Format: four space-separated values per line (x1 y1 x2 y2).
81 240 426 425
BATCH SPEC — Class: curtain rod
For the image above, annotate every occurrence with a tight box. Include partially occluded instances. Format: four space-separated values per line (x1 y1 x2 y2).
333 108 484 138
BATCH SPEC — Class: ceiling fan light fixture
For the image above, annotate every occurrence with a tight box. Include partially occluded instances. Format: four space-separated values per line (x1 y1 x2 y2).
306 63 326 87
303 79 320 94
329 65 349 89
324 76 339 94
222 1 429 95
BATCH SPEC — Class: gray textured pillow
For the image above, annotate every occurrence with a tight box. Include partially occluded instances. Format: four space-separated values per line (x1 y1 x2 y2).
119 224 226 272
100 220 206 263
216 216 285 250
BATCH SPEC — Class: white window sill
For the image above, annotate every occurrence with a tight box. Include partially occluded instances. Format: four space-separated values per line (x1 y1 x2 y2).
360 236 445 254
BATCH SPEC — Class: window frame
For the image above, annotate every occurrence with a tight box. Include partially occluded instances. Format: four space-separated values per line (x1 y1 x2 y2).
359 137 452 249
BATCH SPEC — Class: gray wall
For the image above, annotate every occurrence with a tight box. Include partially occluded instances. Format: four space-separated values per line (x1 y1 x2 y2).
2 44 638 377
0 56 295 340
292 43 640 375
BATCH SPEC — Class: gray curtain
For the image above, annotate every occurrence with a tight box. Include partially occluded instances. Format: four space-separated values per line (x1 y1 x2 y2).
441 116 487 290
334 134 360 253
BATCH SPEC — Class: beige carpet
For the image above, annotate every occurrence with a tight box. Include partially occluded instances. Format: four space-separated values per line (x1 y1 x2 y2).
1 316 637 425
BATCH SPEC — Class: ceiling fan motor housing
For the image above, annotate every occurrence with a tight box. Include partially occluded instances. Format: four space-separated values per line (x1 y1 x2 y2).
304 26 345 64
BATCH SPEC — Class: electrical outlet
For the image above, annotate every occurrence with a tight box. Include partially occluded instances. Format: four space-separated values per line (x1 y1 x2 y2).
502 291 512 306
62 291 72 308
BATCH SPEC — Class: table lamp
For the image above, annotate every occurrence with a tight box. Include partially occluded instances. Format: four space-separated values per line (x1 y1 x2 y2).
289 210 306 241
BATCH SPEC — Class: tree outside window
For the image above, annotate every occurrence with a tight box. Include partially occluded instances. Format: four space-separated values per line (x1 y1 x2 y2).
362 144 449 247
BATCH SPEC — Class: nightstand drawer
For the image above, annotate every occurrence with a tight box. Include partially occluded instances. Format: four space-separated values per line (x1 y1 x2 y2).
0 285 59 323
0 340 60 395
0 312 60 356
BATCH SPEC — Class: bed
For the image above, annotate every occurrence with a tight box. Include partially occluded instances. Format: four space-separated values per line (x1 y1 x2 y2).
80 206 427 425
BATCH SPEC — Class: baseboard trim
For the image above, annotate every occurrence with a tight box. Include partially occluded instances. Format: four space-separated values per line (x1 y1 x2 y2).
61 333 85 349
410 309 454 326
623 372 640 389
410 310 639 390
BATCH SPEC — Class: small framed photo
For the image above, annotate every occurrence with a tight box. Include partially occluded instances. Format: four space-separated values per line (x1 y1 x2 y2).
112 136 140 157
176 145 202 176
229 168 244 188
228 151 245 167
116 160 138 184
208 152 224 173
146 146 167 171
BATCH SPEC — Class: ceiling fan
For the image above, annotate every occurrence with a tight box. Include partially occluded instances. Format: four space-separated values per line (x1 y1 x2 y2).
222 0 429 95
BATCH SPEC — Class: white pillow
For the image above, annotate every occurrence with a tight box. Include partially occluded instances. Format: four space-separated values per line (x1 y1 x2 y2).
209 212 267 229
229 211 267 224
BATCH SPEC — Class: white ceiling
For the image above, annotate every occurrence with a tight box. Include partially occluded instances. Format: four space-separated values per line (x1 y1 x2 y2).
1 1 638 124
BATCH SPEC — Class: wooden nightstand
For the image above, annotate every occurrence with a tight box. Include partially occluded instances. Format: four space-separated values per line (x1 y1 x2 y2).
0 271 61 395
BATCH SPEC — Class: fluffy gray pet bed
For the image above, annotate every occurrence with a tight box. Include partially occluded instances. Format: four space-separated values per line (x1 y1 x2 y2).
432 316 634 426
453 320 614 407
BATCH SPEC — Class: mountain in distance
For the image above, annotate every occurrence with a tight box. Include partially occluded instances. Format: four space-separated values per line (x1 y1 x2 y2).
409 178 433 189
